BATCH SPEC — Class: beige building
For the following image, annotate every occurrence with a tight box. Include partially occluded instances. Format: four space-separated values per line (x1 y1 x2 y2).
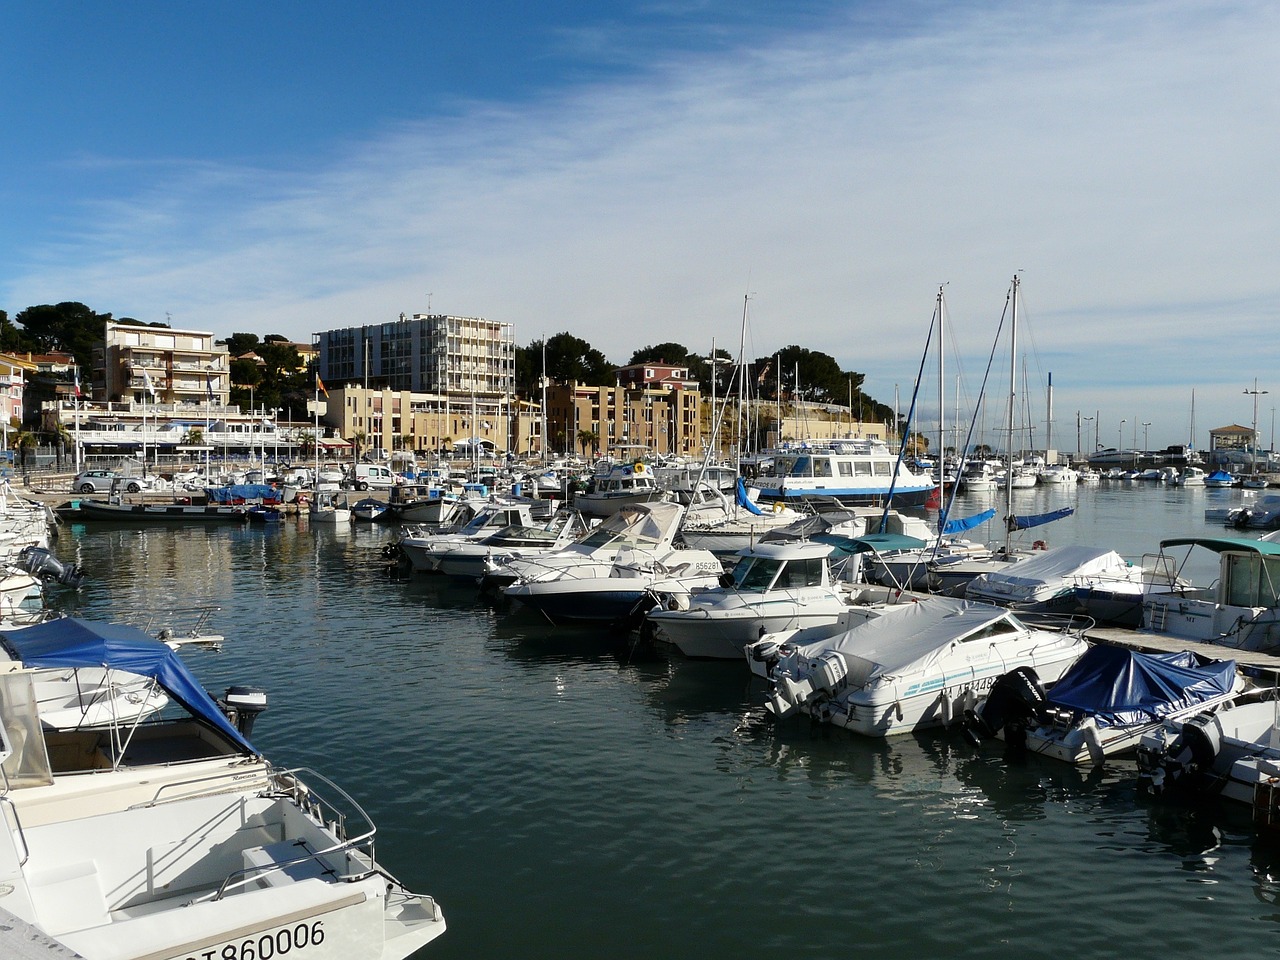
322 385 525 456
544 381 702 458
97 321 231 407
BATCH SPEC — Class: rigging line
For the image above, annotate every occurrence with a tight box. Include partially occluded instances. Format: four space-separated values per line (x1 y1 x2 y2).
934 292 1012 556
878 301 940 534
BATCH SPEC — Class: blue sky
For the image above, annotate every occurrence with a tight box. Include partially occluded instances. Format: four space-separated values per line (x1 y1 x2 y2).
3 1 1277 451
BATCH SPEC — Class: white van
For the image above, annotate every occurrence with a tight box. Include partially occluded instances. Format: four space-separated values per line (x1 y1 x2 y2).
345 463 398 490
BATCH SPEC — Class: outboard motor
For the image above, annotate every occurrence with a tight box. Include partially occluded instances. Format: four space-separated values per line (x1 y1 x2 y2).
1138 711 1221 796
17 545 84 587
221 685 268 738
966 666 1047 743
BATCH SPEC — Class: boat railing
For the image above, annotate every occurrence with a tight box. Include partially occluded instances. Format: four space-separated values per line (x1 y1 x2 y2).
1014 609 1097 637
125 605 223 646
0 792 31 866
129 762 275 809
204 765 381 902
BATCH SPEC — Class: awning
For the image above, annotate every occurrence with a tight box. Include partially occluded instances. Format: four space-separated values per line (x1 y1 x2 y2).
0 617 255 753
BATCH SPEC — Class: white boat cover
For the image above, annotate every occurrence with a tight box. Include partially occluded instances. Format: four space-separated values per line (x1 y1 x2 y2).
795 598 990 676
970 544 1130 591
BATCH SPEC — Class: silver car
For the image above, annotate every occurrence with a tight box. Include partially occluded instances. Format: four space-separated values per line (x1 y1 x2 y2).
73 470 150 494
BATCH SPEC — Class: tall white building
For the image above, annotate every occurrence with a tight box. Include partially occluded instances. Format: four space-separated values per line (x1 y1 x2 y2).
97 321 230 406
315 313 515 396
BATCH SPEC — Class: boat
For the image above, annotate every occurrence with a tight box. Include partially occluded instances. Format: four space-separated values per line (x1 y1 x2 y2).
751 438 936 508
574 460 666 518
308 490 351 524
645 539 857 659
432 508 590 580
1218 493 1280 530
964 544 1144 613
245 503 284 524
399 500 550 572
501 502 724 624
1173 466 1206 486
675 478 806 553
969 645 1246 764
0 615 445 958
350 496 390 522
750 598 1090 737
1136 696 1280 809
74 499 249 522
1203 468 1237 488
1038 464 1079 485
1137 536 1280 652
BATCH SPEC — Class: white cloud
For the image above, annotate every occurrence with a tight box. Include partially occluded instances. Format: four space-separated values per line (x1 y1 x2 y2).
6 0 1279 448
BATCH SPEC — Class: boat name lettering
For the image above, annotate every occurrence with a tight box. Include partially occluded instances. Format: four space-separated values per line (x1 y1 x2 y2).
183 920 325 960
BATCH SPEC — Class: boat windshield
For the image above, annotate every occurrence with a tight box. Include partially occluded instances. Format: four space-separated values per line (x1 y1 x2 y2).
1222 553 1280 607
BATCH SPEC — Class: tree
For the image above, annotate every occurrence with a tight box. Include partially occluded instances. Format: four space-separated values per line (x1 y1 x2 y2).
10 424 37 480
628 342 691 367
222 333 261 357
517 332 615 388
577 428 599 456
13 302 114 371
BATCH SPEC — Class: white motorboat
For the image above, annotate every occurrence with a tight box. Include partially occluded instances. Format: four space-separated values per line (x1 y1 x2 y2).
1139 536 1280 652
645 540 856 659
308 489 351 524
0 616 445 959
1137 697 1280 807
969 645 1246 764
1172 466 1206 486
502 502 723 623
399 500 550 572
1038 464 1079 485
752 599 1090 737
574 460 666 518
432 508 590 580
350 496 390 522
964 544 1142 614
752 438 936 508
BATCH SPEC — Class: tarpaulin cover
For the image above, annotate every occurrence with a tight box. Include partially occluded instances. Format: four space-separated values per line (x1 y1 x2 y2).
206 484 282 504
1045 644 1237 729
812 533 928 557
942 508 996 535
1007 506 1075 531
735 478 767 516
0 618 256 753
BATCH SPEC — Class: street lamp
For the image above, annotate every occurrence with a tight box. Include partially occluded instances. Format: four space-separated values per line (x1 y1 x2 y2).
1081 414 1094 456
1142 421 1151 450
1245 378 1269 473
1119 419 1126 450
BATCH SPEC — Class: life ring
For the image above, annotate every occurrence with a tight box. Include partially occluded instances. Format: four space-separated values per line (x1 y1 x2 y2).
772 501 785 514
633 461 646 475
1032 540 1047 550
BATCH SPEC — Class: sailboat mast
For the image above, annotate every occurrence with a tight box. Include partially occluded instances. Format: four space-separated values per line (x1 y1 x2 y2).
937 285 945 500
1005 275 1019 556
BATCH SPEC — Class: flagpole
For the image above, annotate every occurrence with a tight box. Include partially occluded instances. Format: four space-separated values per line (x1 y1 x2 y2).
73 366 82 474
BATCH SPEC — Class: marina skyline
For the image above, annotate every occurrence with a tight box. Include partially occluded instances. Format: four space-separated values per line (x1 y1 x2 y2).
2 1 1277 449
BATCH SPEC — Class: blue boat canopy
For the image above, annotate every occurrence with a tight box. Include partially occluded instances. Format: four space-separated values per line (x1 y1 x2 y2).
207 484 281 503
812 533 928 556
1046 644 1237 729
942 508 996 535
0 617 256 753
1007 506 1074 531
734 477 767 516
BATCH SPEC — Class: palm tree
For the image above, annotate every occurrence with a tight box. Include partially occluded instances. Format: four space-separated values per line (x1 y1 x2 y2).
353 430 368 462
577 429 599 457
11 425 37 482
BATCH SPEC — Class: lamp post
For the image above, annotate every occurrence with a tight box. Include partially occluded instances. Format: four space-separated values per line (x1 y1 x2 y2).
1081 414 1094 457
1245 378 1269 473
1142 421 1151 450
1119 419 1126 451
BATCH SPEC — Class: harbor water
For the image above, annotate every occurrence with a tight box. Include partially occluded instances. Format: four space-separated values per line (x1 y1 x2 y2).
46 481 1280 959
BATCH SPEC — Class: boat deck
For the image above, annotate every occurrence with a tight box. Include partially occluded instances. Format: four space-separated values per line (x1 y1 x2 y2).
1086 626 1280 675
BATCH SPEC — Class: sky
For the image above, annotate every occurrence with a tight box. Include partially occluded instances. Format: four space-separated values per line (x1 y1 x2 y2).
2 0 1278 453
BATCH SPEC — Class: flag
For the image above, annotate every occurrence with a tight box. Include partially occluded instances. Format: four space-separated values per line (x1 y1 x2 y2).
316 374 328 397
142 369 157 401
73 368 81 398
205 372 215 402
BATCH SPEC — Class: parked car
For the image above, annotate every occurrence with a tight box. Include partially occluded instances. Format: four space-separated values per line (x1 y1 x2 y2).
72 470 153 494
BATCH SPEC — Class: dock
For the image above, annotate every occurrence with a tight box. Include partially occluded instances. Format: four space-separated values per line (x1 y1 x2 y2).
1086 625 1280 675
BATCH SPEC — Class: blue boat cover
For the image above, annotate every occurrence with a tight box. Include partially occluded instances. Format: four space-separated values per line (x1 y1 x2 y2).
0 618 256 753
1046 644 1236 729
207 484 282 504
735 477 767 516
942 508 996 535
1007 506 1075 531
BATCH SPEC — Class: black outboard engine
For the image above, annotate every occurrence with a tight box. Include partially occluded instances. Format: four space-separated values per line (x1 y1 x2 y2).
221 685 268 738
966 666 1047 743
17 545 84 587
